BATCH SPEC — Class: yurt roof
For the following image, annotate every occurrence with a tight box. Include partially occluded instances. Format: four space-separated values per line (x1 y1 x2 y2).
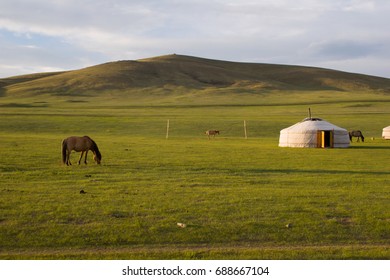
383 126 390 131
281 118 348 133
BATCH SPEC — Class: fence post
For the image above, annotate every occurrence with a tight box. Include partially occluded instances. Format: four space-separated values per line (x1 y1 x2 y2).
244 120 248 139
166 119 170 139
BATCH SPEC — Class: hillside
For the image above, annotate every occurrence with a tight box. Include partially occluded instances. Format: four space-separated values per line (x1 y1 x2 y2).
1 54 390 97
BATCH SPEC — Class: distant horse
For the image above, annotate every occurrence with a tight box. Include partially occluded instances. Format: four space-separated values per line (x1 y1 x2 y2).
349 130 365 142
62 136 102 165
205 130 220 139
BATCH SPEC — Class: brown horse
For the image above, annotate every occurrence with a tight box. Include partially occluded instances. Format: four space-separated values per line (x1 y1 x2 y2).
62 136 102 165
205 130 220 139
349 130 365 142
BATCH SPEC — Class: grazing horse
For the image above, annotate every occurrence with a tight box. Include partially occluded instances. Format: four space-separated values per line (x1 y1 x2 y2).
205 130 220 139
62 136 102 165
349 130 365 142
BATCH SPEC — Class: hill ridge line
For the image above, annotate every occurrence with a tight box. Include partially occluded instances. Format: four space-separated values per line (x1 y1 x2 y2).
1 54 390 97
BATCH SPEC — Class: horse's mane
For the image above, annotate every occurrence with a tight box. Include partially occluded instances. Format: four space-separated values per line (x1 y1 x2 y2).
89 138 102 160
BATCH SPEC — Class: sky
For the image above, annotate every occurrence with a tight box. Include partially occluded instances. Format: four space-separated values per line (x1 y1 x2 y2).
0 0 389 78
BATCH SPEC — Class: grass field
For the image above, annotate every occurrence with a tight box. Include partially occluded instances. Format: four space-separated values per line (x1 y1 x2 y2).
0 88 390 259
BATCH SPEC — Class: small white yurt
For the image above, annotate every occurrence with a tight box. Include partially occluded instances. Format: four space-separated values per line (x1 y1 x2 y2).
279 117 350 148
382 126 390 139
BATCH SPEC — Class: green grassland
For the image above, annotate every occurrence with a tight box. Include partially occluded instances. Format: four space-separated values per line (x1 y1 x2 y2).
1 94 390 260
0 55 390 259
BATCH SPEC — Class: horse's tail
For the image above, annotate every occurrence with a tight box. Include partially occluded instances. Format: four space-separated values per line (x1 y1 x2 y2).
61 139 67 164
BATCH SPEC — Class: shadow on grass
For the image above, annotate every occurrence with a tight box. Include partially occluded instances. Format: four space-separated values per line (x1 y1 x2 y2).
0 103 48 108
246 168 390 176
348 145 390 150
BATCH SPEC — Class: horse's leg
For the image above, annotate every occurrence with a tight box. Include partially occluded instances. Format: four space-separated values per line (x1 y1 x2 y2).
78 151 84 165
66 151 71 165
84 150 88 164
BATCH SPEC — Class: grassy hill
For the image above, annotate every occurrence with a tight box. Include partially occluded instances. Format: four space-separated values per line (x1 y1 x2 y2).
1 54 390 100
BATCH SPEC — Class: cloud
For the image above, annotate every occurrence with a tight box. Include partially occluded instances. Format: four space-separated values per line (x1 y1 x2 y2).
0 0 389 78
308 40 383 59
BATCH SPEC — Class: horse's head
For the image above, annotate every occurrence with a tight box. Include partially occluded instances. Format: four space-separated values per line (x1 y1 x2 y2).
93 153 101 164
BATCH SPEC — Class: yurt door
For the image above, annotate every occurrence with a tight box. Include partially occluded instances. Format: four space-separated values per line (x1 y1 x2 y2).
317 130 334 148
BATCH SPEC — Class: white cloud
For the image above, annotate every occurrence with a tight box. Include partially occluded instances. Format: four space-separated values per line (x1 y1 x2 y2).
343 0 376 12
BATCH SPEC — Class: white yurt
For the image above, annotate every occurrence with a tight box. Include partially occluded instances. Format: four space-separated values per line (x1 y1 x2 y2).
382 126 390 139
279 117 350 148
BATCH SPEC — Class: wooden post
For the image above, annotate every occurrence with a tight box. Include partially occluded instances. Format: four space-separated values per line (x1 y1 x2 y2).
244 120 248 139
166 119 170 139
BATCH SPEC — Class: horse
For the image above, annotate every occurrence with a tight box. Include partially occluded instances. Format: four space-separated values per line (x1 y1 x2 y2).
349 130 365 142
205 130 220 139
62 136 102 165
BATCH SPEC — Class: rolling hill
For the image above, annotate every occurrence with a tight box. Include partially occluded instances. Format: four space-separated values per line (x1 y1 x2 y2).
1 54 390 97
